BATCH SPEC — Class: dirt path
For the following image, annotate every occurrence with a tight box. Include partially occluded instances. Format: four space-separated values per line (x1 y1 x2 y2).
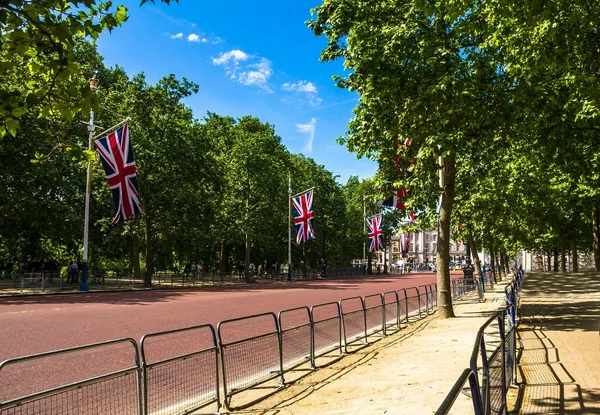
224 287 509 414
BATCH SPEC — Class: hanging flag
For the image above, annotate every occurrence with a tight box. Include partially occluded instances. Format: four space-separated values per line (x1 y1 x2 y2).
367 214 383 252
381 189 407 210
94 124 142 224
401 232 411 257
293 188 315 244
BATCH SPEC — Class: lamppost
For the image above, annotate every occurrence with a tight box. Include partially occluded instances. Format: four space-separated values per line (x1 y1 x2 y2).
424 243 429 270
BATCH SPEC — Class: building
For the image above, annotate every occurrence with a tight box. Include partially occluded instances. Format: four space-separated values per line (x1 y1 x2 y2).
382 228 468 265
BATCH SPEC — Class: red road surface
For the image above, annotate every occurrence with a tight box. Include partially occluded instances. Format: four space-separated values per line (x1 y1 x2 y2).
0 272 459 402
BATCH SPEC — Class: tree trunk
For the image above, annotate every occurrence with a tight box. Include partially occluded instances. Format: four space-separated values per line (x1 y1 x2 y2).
501 250 509 278
132 235 140 276
553 250 559 272
593 203 600 271
144 217 153 287
220 240 228 273
546 251 552 272
561 248 567 272
467 230 482 278
490 245 497 282
436 151 456 319
245 232 251 283
571 240 578 272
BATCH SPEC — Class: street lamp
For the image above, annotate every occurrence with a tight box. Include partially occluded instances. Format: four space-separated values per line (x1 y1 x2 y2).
424 243 429 270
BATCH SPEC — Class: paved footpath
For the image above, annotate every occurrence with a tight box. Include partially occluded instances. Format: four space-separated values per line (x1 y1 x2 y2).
515 271 600 414
228 282 511 415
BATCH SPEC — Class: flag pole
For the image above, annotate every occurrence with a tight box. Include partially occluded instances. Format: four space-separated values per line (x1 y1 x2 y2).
80 75 99 292
288 172 292 281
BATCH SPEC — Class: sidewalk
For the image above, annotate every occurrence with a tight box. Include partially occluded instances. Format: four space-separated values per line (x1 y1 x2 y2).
224 282 510 415
515 271 600 414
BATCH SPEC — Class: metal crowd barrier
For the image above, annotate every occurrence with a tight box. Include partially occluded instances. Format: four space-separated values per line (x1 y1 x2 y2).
340 296 368 351
0 338 141 415
1 277 445 414
383 291 401 335
310 301 343 367
140 324 219 415
217 313 284 411
435 271 523 415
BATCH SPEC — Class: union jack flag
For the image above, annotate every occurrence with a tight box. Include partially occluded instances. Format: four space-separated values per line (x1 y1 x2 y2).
292 189 315 244
367 214 383 252
94 124 142 224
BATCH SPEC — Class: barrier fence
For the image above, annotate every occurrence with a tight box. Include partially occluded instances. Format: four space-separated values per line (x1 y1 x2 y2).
435 269 524 415
0 267 366 294
1 276 483 415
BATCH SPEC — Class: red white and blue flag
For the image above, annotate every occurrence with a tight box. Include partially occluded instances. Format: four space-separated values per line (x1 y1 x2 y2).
94 124 142 224
293 189 315 244
367 214 383 252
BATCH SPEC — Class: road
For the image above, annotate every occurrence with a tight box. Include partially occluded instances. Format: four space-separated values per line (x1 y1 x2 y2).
0 272 453 403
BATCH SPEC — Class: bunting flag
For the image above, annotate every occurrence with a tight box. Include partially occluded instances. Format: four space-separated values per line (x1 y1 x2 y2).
382 188 407 210
292 188 315 244
366 214 383 252
400 232 411 258
94 124 142 224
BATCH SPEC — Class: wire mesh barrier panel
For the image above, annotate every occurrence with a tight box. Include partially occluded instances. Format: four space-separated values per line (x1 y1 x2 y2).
278 307 313 374
140 325 219 415
383 291 400 335
340 297 367 352
405 287 421 319
417 285 430 316
429 283 438 310
363 294 385 339
437 272 524 415
397 289 409 324
217 313 283 411
310 302 342 366
0 339 141 415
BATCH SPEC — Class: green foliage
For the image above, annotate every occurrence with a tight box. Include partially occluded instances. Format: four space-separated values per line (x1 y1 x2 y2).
0 0 177 138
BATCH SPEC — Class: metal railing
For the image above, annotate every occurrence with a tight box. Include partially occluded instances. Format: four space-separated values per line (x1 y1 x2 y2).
0 338 141 415
1 274 476 414
435 270 524 415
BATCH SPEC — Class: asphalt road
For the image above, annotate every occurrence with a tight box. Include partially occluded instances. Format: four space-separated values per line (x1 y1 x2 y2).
0 271 451 403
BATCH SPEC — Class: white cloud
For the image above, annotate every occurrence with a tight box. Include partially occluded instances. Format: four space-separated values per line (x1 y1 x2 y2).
170 32 183 39
296 118 317 153
213 52 273 92
187 33 208 43
212 37 225 45
212 50 249 65
238 58 273 93
282 81 317 94
281 80 322 106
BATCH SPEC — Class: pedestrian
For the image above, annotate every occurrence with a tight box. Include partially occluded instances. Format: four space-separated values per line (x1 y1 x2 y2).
68 261 78 284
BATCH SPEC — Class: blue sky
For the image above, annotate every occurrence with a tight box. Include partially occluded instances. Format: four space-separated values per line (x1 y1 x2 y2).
96 0 377 184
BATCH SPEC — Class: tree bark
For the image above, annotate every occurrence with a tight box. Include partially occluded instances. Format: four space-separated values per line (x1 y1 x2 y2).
490 244 497 282
132 235 140 276
220 240 228 273
553 250 559 272
501 250 509 278
546 252 551 272
436 151 456 319
144 216 153 287
593 203 600 271
245 232 251 283
571 240 578 272
561 248 567 272
467 230 482 278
